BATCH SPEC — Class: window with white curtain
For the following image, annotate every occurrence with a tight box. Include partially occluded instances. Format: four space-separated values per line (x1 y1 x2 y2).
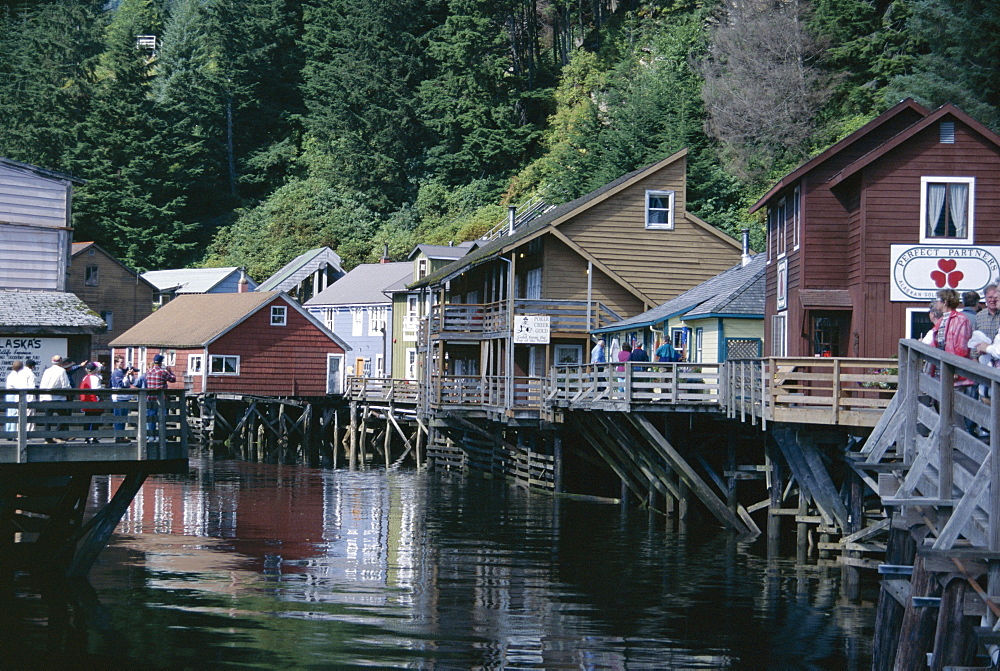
921 176 974 243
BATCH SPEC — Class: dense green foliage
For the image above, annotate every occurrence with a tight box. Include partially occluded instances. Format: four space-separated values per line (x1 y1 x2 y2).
0 0 997 277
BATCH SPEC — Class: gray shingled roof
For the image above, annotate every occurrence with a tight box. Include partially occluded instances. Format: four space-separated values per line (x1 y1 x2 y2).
594 254 765 333
305 262 412 307
0 290 106 333
256 247 344 292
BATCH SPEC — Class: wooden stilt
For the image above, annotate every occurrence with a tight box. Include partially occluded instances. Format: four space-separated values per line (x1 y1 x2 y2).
349 402 358 470
929 578 974 670
893 556 941 670
384 405 392 470
871 526 916 671
67 471 148 576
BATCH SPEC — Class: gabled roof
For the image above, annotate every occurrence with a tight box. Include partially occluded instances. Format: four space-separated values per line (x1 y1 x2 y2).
108 291 350 351
141 267 256 294
71 241 157 291
0 157 85 185
407 242 479 261
256 247 344 292
0 290 106 333
305 262 412 307
593 254 765 333
828 103 1000 188
748 98 930 214
410 149 738 292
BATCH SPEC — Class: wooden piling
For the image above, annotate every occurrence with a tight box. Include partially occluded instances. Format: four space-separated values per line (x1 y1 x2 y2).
893 556 941 670
349 402 358 470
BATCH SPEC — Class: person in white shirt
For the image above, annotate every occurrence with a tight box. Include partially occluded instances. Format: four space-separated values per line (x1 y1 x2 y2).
5 360 23 434
39 355 72 443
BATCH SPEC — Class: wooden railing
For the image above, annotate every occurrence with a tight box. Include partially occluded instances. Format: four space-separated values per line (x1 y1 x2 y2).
547 362 723 409
856 339 1000 554
346 377 419 403
737 357 897 427
0 388 187 463
428 299 622 337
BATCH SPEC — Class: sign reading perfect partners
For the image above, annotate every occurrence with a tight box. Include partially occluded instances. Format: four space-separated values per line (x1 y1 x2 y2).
891 245 1000 301
0 337 66 375
513 315 550 344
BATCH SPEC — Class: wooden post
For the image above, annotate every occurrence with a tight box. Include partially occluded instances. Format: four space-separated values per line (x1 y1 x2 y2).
384 405 392 470
414 421 423 469
871 526 916 671
766 440 782 556
359 405 368 468
893 556 941 670
349 402 358 470
552 428 563 494
930 578 974 670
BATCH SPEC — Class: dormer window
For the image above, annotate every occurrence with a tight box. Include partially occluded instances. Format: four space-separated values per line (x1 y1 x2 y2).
920 176 974 244
417 258 428 279
645 190 675 229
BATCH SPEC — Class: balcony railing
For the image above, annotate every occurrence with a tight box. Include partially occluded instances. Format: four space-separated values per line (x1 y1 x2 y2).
427 375 546 411
346 377 419 403
428 299 622 337
547 362 723 409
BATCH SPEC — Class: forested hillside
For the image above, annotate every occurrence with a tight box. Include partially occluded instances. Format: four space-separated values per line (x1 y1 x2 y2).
1 0 997 278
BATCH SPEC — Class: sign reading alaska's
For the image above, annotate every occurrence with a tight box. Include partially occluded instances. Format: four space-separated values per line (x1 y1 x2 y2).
891 245 1000 301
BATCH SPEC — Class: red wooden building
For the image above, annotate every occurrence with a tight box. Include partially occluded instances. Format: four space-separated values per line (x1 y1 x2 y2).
752 100 1000 358
109 291 350 396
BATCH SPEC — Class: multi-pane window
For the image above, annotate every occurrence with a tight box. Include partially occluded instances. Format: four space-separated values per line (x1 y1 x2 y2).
85 265 99 286
525 268 542 300
188 355 203 374
369 306 387 335
921 176 974 243
270 306 287 326
209 355 239 375
352 308 363 337
645 190 675 229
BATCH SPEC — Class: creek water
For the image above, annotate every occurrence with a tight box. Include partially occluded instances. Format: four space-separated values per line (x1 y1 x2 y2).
9 451 875 669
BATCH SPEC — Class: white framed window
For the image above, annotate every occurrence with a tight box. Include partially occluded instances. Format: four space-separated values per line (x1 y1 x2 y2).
125 347 135 367
375 354 384 377
322 308 335 332
352 308 363 337
163 350 176 366
776 197 787 258
369 306 386 336
906 307 935 341
188 354 203 374
792 185 801 251
271 305 287 326
920 176 974 244
209 355 240 375
694 327 703 363
525 268 542 299
645 190 675 229
362 358 372 376
771 313 788 357
326 354 344 395
417 258 428 279
406 348 417 380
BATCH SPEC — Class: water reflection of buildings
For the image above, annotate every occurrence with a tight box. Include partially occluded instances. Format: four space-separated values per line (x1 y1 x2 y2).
91 465 862 668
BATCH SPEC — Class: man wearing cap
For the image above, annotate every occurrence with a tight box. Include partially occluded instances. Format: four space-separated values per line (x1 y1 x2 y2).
144 354 175 437
39 355 72 442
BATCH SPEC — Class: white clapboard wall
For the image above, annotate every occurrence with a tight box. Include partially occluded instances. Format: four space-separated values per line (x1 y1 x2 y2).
0 161 72 291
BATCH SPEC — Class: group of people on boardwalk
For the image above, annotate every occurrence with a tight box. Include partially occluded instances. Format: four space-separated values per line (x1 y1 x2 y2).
3 353 175 443
923 285 1000 436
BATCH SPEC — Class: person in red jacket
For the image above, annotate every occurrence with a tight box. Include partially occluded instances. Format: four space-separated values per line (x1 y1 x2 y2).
79 362 102 443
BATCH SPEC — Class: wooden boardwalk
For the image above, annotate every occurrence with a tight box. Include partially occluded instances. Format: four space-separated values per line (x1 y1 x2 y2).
0 390 187 585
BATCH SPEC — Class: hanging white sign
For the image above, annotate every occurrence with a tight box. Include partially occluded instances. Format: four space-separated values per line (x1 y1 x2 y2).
890 245 1000 301
513 315 550 344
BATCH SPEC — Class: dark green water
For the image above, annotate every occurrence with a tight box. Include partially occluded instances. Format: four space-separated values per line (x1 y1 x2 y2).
8 453 875 669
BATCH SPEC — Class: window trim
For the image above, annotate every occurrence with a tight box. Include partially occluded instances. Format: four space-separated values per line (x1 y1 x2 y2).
920 176 975 244
645 190 675 230
188 354 204 374
270 305 287 326
85 264 99 287
771 313 788 357
351 308 363 337
101 310 114 332
209 354 240 376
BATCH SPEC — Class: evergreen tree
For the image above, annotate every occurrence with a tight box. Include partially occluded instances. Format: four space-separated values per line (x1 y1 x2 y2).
300 0 433 210
887 0 1000 129
0 1 105 170
72 0 196 269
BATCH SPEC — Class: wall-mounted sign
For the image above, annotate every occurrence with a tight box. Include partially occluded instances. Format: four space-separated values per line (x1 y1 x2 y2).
776 258 788 311
0 337 66 374
891 245 1000 301
513 315 550 344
